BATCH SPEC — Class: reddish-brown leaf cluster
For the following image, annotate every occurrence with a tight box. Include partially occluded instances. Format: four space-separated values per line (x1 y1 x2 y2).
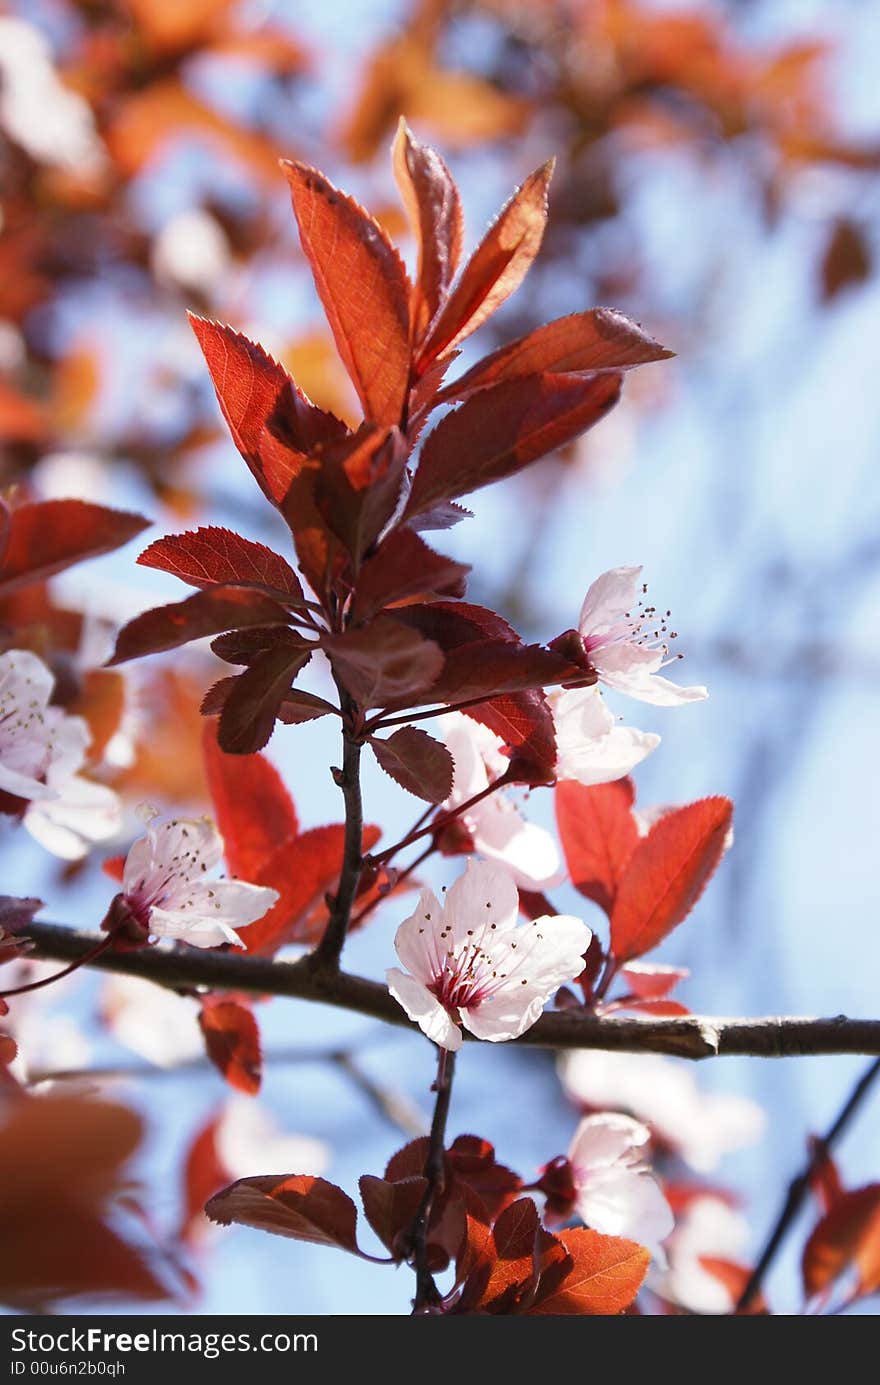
205 1132 648 1315
107 130 667 790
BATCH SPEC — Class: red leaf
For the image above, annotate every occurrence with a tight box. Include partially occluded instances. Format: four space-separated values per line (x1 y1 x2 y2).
439 308 672 403
618 997 690 1017
358 1174 427 1256
322 618 443 707
107 586 291 665
210 624 307 667
446 1135 523 1219
392 119 463 343
283 161 411 426
529 1228 649 1315
418 161 554 367
244 824 381 954
206 1174 361 1253
392 598 520 649
0 499 149 595
278 691 337 725
556 779 638 916
620 962 689 999
315 423 406 564
466 691 557 787
610 797 733 961
138 527 305 604
802 1184 880 1299
409 638 582 707
477 1197 541 1312
406 372 622 519
189 317 346 505
370 727 454 803
101 856 126 884
202 721 298 879
352 528 470 622
198 1000 262 1095
216 646 312 754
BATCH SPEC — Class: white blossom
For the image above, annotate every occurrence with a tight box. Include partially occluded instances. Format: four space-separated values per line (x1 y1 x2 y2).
569 1112 674 1264
440 714 561 890
387 859 590 1051
116 809 278 950
559 1049 764 1173
578 566 707 706
550 684 659 784
0 649 120 859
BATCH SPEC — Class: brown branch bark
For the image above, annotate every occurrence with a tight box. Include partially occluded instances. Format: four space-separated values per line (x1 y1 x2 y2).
309 699 364 976
21 921 880 1059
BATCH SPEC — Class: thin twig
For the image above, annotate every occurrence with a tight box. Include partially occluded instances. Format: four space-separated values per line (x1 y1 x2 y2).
17 922 880 1059
736 1055 880 1312
410 1047 456 1313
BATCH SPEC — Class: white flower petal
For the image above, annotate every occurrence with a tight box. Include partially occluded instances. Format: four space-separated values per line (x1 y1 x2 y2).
576 1165 673 1261
386 968 462 1050
570 1111 652 1170
443 857 519 946
393 887 445 985
578 567 643 635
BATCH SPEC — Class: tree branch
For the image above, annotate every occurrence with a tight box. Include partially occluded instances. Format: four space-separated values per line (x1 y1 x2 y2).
20 922 880 1059
309 702 364 976
736 1055 880 1312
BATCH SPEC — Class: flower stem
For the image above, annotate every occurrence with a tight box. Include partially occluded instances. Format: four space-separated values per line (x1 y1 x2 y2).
736 1054 880 1312
410 1046 457 1314
0 934 113 999
372 778 506 866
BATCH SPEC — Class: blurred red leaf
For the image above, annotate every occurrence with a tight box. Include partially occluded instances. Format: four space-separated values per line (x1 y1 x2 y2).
392 119 463 342
139 526 305 604
202 721 298 879
802 1183 880 1300
418 161 554 366
244 823 381 955
283 162 411 425
620 962 689 999
807 1136 845 1215
0 1094 169 1309
206 1174 361 1253
179 1114 227 1245
821 219 871 303
529 1228 649 1315
440 308 672 403
698 1257 767 1314
107 586 291 665
198 999 262 1095
0 499 149 595
405 372 622 519
556 778 639 916
370 726 454 803
610 797 733 961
